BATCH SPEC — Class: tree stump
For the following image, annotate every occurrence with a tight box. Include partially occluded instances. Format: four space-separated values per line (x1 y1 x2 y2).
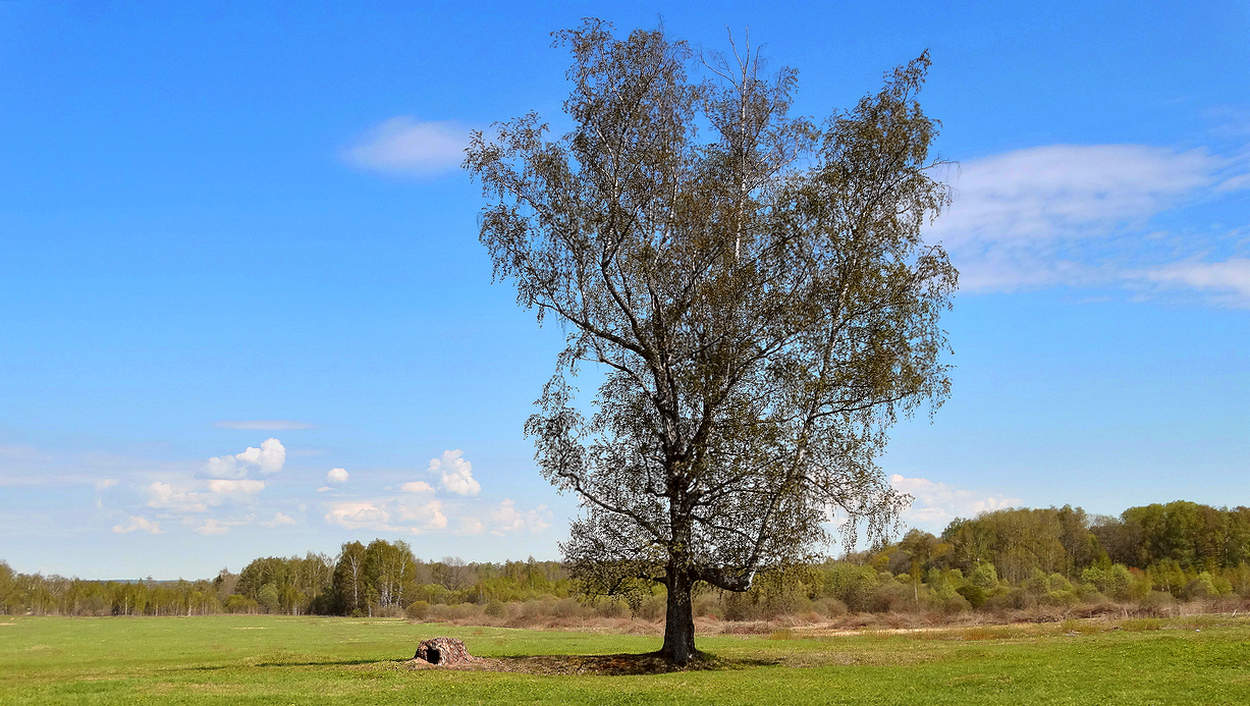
413 637 472 665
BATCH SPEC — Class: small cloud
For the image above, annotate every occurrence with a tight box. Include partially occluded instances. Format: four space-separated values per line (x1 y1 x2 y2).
95 478 118 490
195 518 231 536
430 449 480 496
146 481 208 513
316 486 333 493
206 479 265 497
487 499 552 536
457 517 485 535
204 438 286 478
342 117 467 175
326 467 349 484
400 480 434 494
397 499 448 531
260 512 296 528
214 420 313 431
324 498 447 533
113 515 162 534
324 501 392 530
146 478 265 514
236 438 286 474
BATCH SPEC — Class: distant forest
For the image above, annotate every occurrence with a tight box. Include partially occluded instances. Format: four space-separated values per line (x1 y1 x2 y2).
4 500 1250 620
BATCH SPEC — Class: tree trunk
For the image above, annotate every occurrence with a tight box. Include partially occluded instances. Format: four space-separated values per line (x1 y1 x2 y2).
660 571 696 665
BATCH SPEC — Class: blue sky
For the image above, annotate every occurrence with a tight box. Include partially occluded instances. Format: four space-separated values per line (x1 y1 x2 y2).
1 1 1247 579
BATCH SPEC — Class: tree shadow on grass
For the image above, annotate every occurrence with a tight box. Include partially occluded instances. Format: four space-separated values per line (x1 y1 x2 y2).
407 651 780 676
253 658 384 668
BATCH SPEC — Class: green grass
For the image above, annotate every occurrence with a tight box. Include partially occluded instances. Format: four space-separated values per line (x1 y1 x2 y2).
1 615 1249 704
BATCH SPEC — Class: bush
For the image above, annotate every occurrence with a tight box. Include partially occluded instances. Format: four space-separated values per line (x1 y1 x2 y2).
593 597 630 619
635 595 665 621
1138 591 1175 615
692 593 720 618
867 580 911 613
813 597 847 618
405 600 430 620
820 563 881 612
956 583 988 609
484 600 506 618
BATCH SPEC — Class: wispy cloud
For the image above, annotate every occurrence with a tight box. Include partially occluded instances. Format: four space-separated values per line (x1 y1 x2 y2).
930 143 1248 295
400 480 434 494
342 117 467 175
260 512 296 528
1138 258 1250 306
486 499 551 536
323 497 446 533
112 515 162 535
145 478 265 514
214 420 313 431
890 474 1020 532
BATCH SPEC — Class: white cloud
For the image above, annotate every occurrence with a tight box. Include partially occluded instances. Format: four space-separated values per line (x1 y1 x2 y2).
928 144 1246 293
1140 258 1250 306
146 481 208 513
400 480 434 494
214 420 312 431
204 454 245 479
487 499 552 536
397 499 448 531
457 517 485 535
324 497 447 534
316 486 333 493
95 478 118 490
890 474 1020 532
260 512 296 528
206 479 265 497
430 449 480 496
324 501 393 530
195 518 231 536
236 438 286 474
112 515 162 534
146 478 265 514
343 117 467 175
203 438 286 478
326 467 349 484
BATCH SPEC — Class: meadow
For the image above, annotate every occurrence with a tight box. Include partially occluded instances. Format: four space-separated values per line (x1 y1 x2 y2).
2 614 1248 704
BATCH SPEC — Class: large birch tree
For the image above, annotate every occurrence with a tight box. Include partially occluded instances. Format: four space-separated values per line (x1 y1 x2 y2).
465 19 957 664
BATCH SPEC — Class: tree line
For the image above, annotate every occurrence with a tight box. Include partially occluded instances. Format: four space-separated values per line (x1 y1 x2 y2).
3 501 1249 618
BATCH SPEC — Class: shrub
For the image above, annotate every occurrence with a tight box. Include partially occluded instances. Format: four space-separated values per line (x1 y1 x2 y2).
635 594 665 621
405 600 430 620
867 580 911 613
813 597 848 618
820 563 881 612
956 583 988 609
484 600 506 618
1139 590 1175 615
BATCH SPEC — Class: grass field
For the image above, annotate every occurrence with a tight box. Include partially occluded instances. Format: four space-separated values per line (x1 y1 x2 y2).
2 615 1248 704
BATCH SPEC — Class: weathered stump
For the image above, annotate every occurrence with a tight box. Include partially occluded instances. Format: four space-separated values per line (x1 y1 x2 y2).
413 637 472 665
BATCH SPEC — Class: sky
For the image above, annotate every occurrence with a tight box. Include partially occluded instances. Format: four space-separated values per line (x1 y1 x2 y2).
1 1 1247 579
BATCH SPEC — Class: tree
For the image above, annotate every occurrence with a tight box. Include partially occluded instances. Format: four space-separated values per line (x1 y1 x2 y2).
897 530 950 606
332 541 367 615
466 20 955 664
